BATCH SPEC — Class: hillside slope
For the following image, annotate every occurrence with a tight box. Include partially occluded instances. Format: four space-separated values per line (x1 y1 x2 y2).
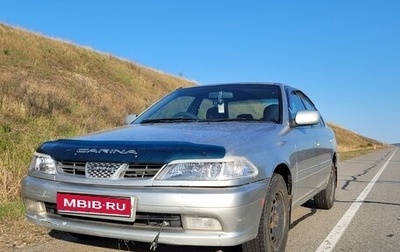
329 123 383 152
0 24 383 205
0 24 194 203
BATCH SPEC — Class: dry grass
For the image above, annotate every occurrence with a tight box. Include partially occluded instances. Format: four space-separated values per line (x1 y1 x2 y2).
0 23 194 205
328 123 384 153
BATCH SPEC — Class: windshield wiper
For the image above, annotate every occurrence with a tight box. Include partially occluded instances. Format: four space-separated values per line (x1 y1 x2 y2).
141 118 198 124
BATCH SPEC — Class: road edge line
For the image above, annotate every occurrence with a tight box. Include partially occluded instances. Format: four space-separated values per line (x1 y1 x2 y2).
315 147 398 252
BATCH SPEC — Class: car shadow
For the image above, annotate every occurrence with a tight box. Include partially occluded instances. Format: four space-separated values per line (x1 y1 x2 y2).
49 230 242 252
290 200 318 229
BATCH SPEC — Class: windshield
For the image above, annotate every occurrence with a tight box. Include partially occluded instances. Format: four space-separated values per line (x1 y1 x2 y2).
134 84 281 124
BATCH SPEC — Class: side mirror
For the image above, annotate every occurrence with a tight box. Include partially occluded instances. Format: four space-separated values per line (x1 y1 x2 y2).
293 110 320 126
124 114 138 125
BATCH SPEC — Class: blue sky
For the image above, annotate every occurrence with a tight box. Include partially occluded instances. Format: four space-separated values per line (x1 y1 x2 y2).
2 1 399 143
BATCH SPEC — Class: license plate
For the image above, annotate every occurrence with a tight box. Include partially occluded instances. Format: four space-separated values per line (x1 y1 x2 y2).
57 192 134 220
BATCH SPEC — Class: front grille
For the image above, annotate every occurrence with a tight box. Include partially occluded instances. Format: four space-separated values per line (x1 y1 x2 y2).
123 164 163 178
57 161 86 175
57 161 164 179
44 202 182 228
86 162 124 179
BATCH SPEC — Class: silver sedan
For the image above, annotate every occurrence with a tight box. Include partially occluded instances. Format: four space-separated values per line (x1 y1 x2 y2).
22 83 338 252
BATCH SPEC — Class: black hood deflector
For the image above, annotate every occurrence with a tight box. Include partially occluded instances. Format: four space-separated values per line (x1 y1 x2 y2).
37 139 226 164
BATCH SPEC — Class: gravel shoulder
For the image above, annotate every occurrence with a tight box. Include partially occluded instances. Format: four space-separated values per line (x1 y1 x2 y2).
0 216 51 251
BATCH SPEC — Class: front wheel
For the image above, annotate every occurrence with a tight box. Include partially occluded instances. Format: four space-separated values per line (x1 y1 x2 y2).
242 174 290 252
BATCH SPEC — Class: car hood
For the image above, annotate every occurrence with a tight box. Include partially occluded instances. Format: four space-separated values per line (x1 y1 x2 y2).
37 122 279 164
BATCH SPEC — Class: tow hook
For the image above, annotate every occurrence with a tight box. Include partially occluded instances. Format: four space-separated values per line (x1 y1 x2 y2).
149 220 168 251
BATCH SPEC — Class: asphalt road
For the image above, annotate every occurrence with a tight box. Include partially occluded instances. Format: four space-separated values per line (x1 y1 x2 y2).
17 147 400 252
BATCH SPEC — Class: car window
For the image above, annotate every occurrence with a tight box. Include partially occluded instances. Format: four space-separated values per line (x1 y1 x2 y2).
197 98 214 119
319 115 326 127
136 84 281 123
287 89 324 127
296 91 323 127
287 90 306 120
228 99 278 120
147 96 195 119
297 92 316 111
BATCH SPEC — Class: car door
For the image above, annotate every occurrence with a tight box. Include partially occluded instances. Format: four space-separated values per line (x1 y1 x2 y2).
286 89 320 204
297 91 332 191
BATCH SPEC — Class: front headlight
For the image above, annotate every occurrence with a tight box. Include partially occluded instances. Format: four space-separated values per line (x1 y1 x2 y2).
156 157 258 181
29 152 56 175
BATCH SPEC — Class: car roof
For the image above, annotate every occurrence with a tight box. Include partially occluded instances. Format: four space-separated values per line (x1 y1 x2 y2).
178 82 292 91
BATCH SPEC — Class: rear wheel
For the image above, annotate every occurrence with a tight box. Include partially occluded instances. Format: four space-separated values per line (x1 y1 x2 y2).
242 174 290 252
314 163 336 209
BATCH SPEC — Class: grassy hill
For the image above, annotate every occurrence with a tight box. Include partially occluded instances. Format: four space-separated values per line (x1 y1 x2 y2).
0 24 194 205
328 123 384 160
329 123 383 152
0 24 384 207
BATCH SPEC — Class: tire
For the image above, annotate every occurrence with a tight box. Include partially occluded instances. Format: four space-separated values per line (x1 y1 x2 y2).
314 163 336 210
242 174 290 252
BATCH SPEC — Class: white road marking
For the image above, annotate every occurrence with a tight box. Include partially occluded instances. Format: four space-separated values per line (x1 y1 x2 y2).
315 148 398 252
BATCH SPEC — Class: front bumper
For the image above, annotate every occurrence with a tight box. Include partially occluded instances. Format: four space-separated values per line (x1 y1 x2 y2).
21 176 268 247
